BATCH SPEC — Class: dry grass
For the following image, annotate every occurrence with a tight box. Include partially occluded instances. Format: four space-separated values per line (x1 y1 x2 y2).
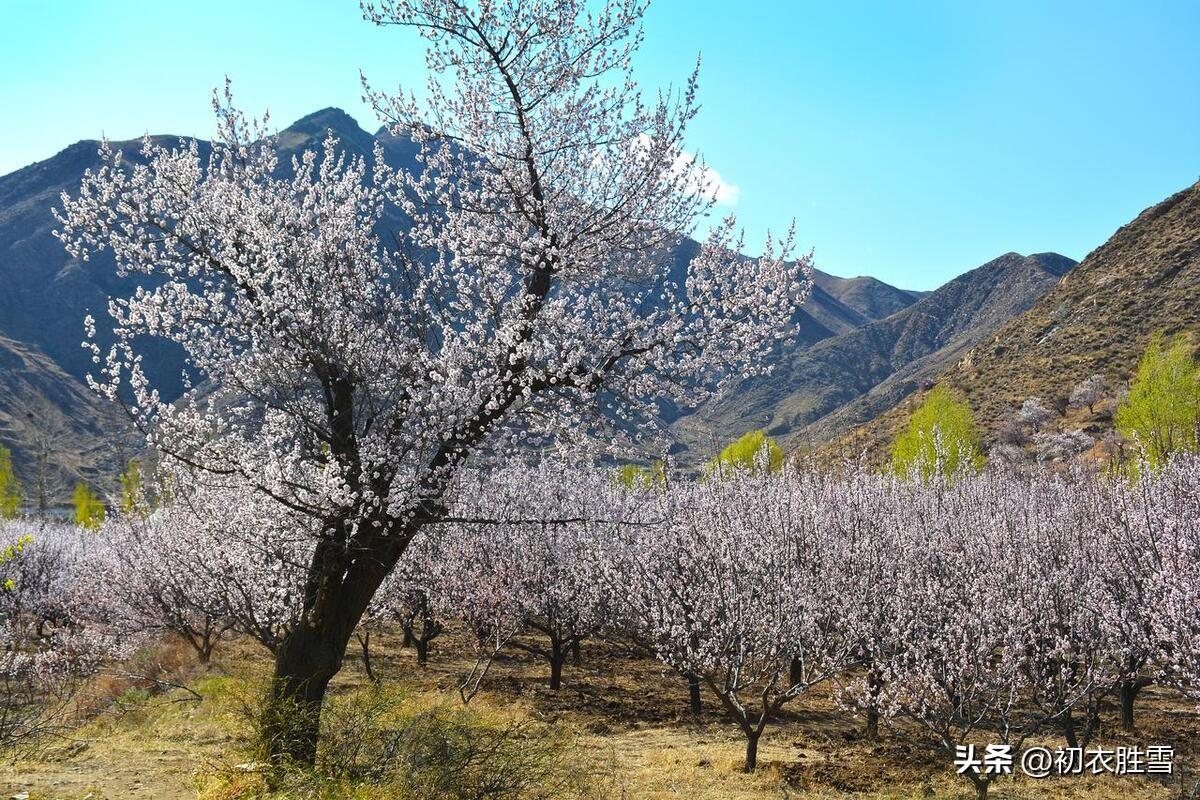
1 627 1197 799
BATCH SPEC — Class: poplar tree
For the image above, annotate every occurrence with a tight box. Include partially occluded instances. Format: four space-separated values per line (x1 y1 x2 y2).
1116 332 1200 471
0 446 23 519
891 386 985 480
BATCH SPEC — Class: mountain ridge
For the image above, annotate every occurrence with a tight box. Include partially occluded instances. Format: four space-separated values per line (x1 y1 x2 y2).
0 107 927 498
670 249 1075 460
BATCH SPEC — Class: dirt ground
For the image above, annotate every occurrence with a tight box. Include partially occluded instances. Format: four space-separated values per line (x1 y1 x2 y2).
2 627 1197 799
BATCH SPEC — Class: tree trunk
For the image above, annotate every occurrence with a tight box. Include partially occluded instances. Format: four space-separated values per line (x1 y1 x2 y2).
357 630 379 684
1119 679 1148 731
402 625 416 648
549 639 565 691
264 621 349 765
415 636 430 666
1062 707 1079 750
686 671 702 715
744 730 761 772
184 628 215 663
865 707 879 741
788 656 803 688
571 638 582 667
1079 704 1101 749
262 521 408 766
413 616 440 667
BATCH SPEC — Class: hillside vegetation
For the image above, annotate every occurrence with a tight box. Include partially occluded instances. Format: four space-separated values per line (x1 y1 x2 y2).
835 181 1200 462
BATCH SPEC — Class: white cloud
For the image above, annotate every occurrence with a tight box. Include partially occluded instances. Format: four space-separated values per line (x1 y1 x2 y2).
674 146 741 206
633 134 740 207
689 154 741 206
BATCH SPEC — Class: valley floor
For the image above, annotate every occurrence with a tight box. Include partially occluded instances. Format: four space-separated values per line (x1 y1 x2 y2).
2 628 1196 800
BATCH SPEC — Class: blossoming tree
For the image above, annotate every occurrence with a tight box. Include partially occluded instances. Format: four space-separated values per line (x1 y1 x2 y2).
53 0 807 761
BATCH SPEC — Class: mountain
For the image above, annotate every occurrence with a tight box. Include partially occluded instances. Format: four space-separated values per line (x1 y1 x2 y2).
0 108 421 503
0 334 133 507
0 107 923 499
669 251 1074 460
835 180 1200 461
811 270 928 321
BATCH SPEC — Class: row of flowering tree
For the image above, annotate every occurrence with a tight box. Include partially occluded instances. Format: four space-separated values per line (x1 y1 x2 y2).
18 458 1180 795
448 459 1197 797
3 457 1200 795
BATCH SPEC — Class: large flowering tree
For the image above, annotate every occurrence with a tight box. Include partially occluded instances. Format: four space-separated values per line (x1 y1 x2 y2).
53 0 808 761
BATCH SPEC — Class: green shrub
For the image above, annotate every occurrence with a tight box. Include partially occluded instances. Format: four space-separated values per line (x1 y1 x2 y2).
116 686 154 707
615 461 664 489
209 683 588 799
120 459 150 516
0 446 22 519
73 482 106 529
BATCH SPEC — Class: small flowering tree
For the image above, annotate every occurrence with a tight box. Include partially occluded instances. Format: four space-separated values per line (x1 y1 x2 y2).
54 0 808 761
363 539 446 672
607 473 850 772
495 464 628 689
1033 430 1094 464
1147 457 1200 703
96 476 311 660
830 472 911 740
426 462 622 694
0 522 123 753
1091 475 1161 731
872 477 1037 800
1000 472 1113 749
1015 397 1055 431
1069 374 1108 414
0 522 93 640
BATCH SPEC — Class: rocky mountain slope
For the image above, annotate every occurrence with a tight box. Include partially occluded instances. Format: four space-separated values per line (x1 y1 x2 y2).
835 180 1200 461
670 251 1074 460
0 334 132 504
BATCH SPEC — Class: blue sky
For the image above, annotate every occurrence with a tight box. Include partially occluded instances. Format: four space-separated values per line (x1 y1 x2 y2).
2 1 1197 290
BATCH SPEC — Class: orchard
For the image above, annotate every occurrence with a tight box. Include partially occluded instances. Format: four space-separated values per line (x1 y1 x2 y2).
3 455 1200 797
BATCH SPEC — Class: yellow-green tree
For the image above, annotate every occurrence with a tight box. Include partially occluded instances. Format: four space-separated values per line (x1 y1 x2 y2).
706 430 783 478
0 446 22 519
73 483 106 529
891 385 985 481
1115 332 1200 471
0 533 32 592
120 459 149 516
616 460 665 489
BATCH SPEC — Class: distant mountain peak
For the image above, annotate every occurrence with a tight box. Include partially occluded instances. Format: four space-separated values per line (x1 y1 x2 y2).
287 107 364 132
276 107 378 159
831 180 1200 463
670 249 1075 460
1027 252 1076 276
